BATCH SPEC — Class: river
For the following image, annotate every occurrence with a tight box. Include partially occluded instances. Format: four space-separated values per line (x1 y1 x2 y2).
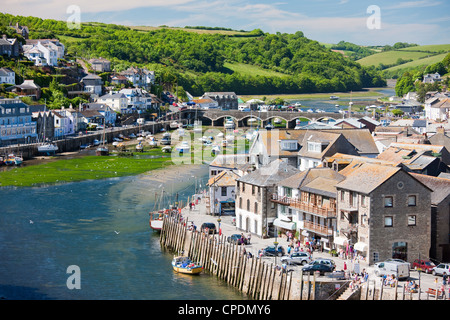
0 164 246 300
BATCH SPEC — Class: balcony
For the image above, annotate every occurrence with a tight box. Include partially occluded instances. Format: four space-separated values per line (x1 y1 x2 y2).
303 220 333 236
290 199 336 218
270 193 291 205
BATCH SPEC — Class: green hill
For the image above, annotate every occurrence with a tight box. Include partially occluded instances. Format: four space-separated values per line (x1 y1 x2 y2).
357 50 431 67
384 53 448 72
0 13 386 97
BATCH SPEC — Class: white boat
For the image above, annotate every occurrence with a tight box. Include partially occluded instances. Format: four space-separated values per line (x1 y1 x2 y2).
162 146 172 153
38 142 58 155
136 142 144 152
170 121 180 129
176 141 190 152
193 120 202 133
330 95 339 100
96 122 109 156
148 140 157 147
224 119 235 129
274 117 282 124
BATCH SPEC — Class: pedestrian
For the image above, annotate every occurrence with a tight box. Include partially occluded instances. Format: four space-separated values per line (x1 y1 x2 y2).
189 202 192 210
287 245 291 254
344 261 347 272
443 272 448 286
247 233 251 245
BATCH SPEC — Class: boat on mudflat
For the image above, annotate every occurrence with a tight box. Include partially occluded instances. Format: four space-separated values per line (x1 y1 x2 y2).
172 256 203 275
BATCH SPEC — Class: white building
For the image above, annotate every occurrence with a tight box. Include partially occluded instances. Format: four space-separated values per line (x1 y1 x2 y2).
423 73 442 84
97 92 128 114
424 95 450 121
0 67 15 85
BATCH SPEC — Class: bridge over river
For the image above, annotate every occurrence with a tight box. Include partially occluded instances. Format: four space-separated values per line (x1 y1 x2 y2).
163 108 366 129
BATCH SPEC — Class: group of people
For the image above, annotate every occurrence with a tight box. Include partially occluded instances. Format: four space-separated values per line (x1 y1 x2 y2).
381 274 398 287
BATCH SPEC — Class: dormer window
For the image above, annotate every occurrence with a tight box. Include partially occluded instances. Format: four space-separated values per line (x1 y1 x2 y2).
280 140 297 151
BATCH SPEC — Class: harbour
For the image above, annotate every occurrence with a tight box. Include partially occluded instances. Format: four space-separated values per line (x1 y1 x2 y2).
0 164 246 300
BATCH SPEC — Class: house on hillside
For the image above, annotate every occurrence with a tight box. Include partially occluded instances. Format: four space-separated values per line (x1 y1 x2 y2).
10 22 29 39
423 73 442 84
88 58 111 72
0 35 19 57
9 80 41 100
97 92 128 114
81 74 103 96
0 67 15 85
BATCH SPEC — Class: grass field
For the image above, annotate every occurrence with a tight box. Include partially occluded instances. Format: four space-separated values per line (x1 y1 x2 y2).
399 44 450 52
223 62 289 78
357 50 432 66
384 52 449 72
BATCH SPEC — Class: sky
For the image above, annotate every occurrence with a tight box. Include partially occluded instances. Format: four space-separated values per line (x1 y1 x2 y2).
3 0 450 46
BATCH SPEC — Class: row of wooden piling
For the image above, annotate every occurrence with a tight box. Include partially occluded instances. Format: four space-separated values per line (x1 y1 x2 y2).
159 215 300 300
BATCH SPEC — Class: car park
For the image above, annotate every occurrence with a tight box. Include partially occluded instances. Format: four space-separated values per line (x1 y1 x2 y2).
280 252 312 265
411 259 436 273
227 234 247 245
431 263 450 276
261 245 285 257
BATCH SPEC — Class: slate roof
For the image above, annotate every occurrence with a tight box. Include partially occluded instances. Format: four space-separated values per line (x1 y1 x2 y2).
335 163 402 194
410 173 450 205
207 170 241 187
237 159 298 187
278 167 345 190
209 154 250 169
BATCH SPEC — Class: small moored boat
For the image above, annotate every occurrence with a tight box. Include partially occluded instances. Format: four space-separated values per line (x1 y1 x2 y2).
172 256 203 275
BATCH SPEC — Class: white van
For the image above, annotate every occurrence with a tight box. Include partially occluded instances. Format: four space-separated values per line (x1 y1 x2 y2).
373 260 410 280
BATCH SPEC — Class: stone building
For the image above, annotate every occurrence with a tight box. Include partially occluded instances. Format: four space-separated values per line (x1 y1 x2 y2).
335 163 432 265
411 173 450 263
201 92 238 110
235 159 298 237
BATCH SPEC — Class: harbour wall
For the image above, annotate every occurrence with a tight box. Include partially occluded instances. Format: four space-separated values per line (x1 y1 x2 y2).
159 215 344 300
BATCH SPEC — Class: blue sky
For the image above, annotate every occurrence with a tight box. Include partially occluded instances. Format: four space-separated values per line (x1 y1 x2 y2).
3 0 450 45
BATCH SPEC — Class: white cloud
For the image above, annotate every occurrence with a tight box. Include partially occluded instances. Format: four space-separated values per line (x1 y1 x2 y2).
385 0 442 10
2 0 194 20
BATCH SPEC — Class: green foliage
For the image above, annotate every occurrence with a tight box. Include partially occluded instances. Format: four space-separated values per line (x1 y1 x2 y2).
0 12 386 96
330 41 375 60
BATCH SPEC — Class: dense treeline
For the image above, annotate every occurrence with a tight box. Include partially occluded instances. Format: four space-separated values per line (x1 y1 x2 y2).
0 13 386 96
330 41 375 61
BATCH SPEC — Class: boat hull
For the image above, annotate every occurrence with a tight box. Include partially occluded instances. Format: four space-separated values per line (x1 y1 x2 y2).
96 148 109 156
172 265 203 274
149 219 163 231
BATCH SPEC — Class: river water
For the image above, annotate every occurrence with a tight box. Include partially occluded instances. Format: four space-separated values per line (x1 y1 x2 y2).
0 164 246 300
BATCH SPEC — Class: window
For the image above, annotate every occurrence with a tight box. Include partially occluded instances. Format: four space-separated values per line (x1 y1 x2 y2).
408 215 416 226
246 199 250 211
221 187 227 197
408 195 416 206
384 216 393 227
254 202 258 214
239 197 242 209
384 196 393 207
373 252 379 263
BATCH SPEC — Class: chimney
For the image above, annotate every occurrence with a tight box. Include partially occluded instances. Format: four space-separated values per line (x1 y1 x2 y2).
2 34 7 40
437 126 445 134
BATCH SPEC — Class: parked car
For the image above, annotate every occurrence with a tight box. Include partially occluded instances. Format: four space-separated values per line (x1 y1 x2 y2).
227 234 247 245
301 263 335 275
200 223 217 234
411 259 436 273
431 263 450 276
280 252 312 266
261 245 285 257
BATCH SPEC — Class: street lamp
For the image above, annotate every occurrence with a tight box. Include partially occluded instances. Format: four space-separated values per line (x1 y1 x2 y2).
274 225 279 265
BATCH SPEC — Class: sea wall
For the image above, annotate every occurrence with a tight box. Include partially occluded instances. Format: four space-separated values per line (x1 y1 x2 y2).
159 215 340 300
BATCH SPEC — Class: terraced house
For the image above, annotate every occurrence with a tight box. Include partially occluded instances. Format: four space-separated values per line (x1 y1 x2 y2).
0 99 37 146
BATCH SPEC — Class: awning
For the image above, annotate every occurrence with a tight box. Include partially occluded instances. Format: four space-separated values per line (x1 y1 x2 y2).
354 242 368 252
334 236 348 246
273 218 296 230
